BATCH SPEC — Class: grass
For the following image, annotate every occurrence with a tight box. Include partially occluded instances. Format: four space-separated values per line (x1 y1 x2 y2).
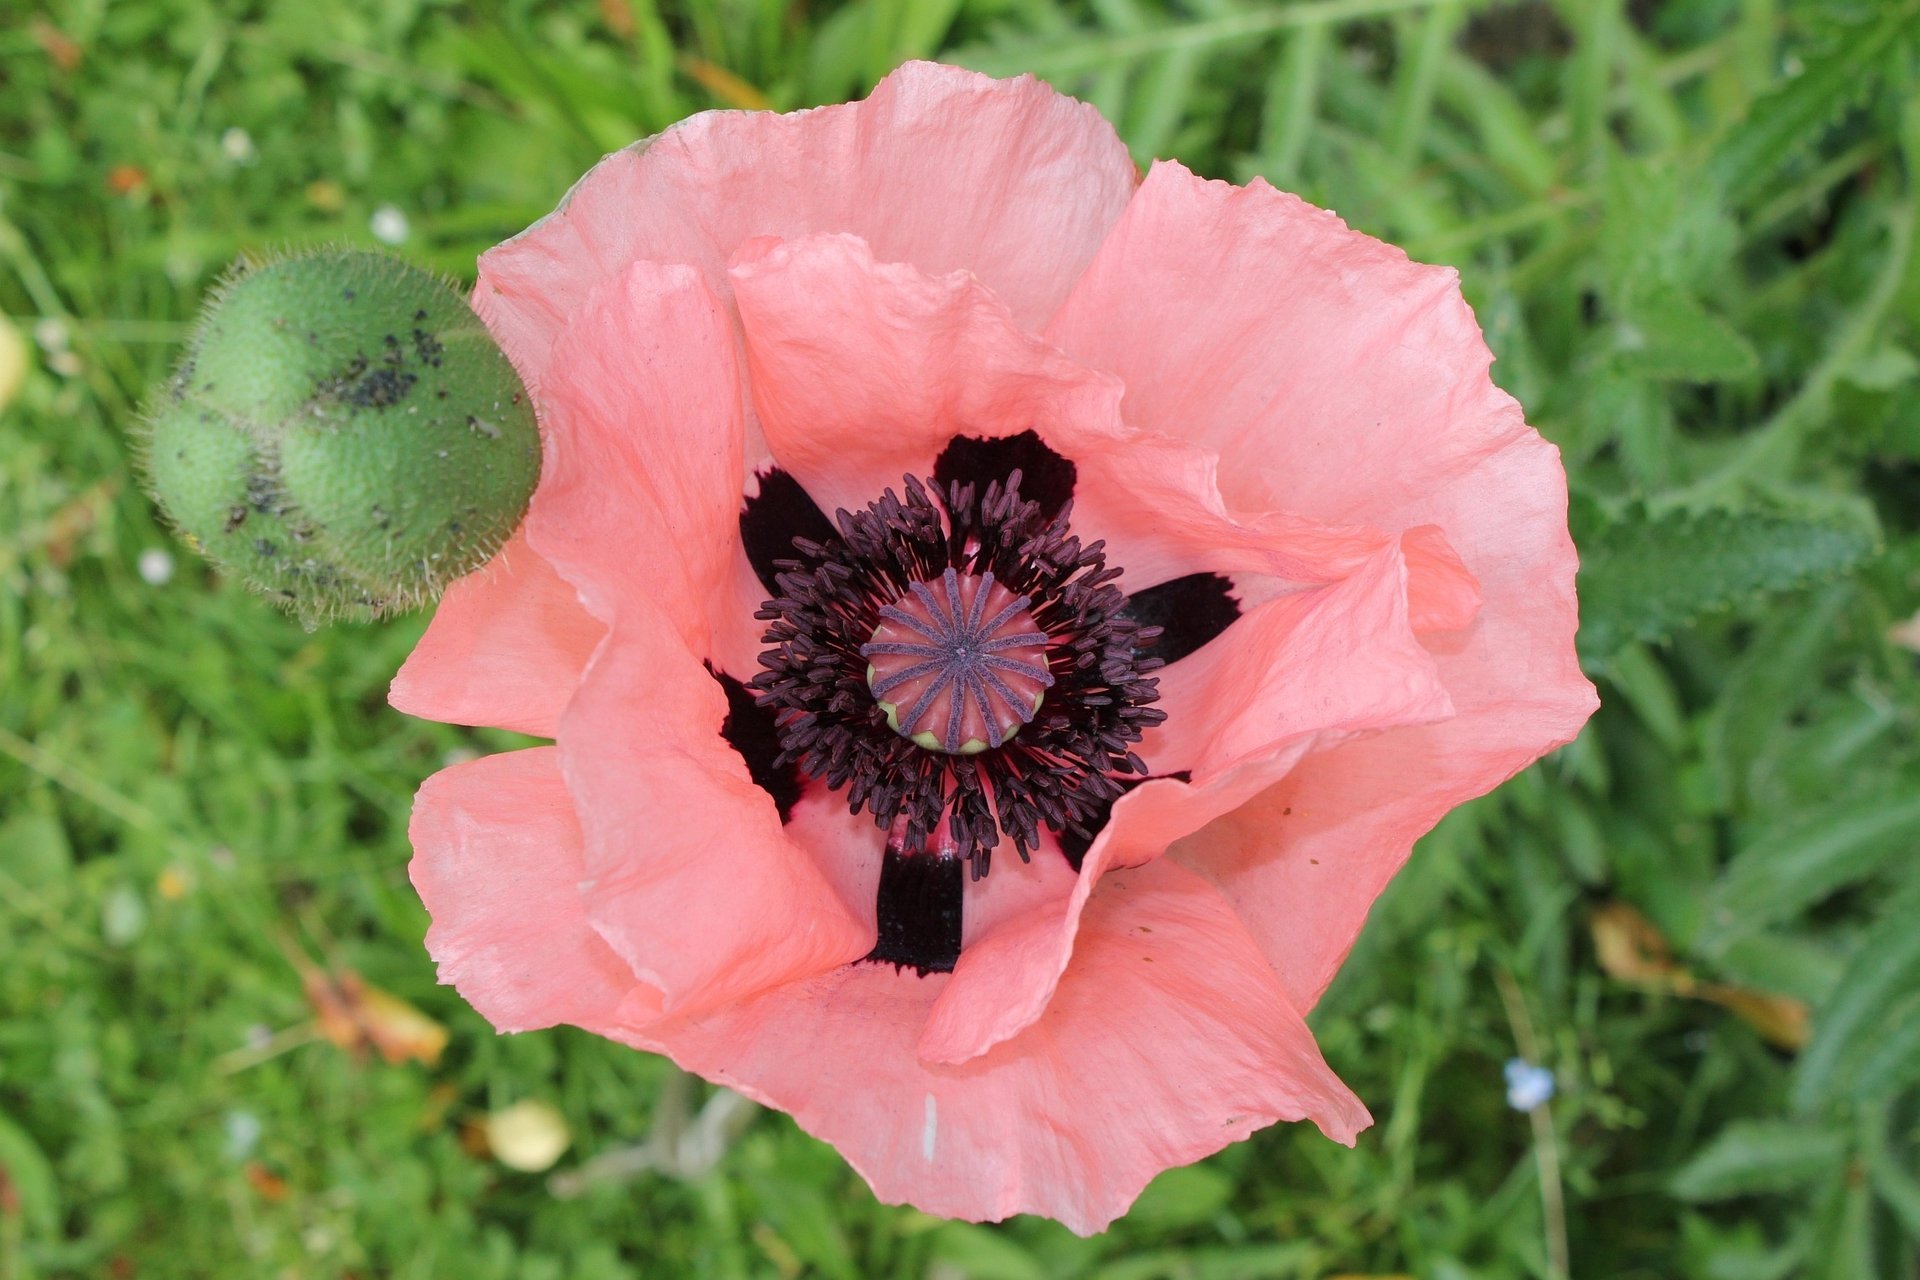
4 0 1920 1276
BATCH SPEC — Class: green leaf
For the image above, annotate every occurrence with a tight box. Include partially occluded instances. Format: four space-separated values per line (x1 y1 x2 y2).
951 0 1436 77
0 808 72 889
1614 282 1759 382
1705 4 1919 205
1577 505 1878 661
1793 902 1920 1111
1809 1172 1874 1280
1087 1243 1320 1280
1867 1134 1920 1239
1698 791 1920 952
1669 1120 1850 1201
1127 1163 1235 1228
0 1109 60 1239
926 1223 1050 1280
1849 991 1920 1098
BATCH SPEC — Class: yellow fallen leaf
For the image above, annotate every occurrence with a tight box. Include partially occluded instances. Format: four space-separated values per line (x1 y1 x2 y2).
1890 610 1920 652
680 55 772 110
484 1099 572 1173
0 311 26 413
304 179 345 212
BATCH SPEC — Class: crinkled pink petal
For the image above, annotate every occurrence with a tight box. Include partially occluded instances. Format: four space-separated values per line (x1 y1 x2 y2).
729 232 1127 517
1065 432 1483 637
620 857 1368 1235
919 541 1453 1065
1044 157 1595 1011
780 785 886 930
521 259 758 664
1401 524 1482 632
477 62 1137 390
561 595 874 1018
1176 431 1597 1010
1148 543 1452 779
389 529 603 736
1047 161 1529 524
409 747 641 1034
517 260 874 1014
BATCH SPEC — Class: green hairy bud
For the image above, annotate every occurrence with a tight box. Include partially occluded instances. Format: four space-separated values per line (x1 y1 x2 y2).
139 249 540 625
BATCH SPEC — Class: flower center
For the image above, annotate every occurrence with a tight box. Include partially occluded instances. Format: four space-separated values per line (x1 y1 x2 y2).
862 568 1052 755
751 468 1165 882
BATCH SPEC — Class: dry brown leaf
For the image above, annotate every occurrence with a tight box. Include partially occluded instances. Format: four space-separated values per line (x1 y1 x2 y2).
1700 985 1810 1051
597 0 635 39
1590 900 1678 983
303 967 448 1067
1590 901 1809 1050
30 19 81 71
37 480 117 568
243 1162 290 1202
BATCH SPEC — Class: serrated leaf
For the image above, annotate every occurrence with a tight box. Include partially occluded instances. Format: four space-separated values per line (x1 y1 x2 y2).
1577 506 1878 661
1670 1120 1849 1201
1705 5 1918 205
1615 283 1759 381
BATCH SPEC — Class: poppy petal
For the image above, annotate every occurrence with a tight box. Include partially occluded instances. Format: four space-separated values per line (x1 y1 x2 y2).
389 529 603 736
476 62 1137 391
561 597 875 1017
1046 160 1524 523
511 255 874 1013
919 541 1452 1065
409 747 640 1034
623 857 1368 1235
1146 543 1453 781
1043 156 1594 1012
524 257 767 676
728 232 1126 518
1172 430 1597 1011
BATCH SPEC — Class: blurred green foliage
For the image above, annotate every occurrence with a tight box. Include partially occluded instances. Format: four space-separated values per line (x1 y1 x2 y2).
3 0 1920 1276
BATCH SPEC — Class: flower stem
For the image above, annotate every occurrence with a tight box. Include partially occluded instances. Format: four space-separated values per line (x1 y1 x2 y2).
1494 967 1569 1280
547 1067 759 1198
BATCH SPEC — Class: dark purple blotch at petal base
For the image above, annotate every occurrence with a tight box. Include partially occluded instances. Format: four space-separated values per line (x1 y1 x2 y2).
1124 573 1240 665
934 430 1077 522
740 467 838 596
710 665 804 823
867 845 965 974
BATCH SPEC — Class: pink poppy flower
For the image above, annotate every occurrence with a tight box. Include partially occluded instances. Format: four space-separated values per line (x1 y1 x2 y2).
392 62 1598 1232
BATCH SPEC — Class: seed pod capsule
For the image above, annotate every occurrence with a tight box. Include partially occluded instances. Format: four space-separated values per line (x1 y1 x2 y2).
140 249 540 625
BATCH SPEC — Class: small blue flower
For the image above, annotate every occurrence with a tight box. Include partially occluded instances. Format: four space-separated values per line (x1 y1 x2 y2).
1505 1058 1556 1111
